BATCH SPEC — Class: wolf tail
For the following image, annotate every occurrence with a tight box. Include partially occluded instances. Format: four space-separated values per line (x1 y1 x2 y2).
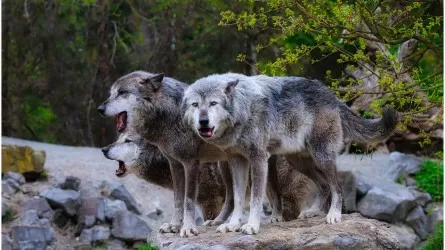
340 104 398 143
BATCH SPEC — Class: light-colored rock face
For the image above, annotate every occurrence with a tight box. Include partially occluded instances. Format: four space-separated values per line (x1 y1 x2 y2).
153 214 401 250
112 210 152 241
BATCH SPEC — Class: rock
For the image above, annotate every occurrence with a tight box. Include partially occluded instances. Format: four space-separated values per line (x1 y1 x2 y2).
103 182 142 215
39 218 51 227
405 176 416 186
20 210 40 226
79 186 100 200
2 180 18 195
107 239 127 250
80 226 111 244
53 209 69 228
76 215 96 235
4 172 26 185
146 208 163 220
156 213 400 250
79 197 105 222
60 176 81 191
2 234 12 250
405 206 429 240
2 199 9 217
11 226 55 250
111 210 151 241
386 152 422 181
21 197 54 220
338 171 357 212
105 199 127 221
390 224 420 250
425 203 443 233
40 188 81 216
357 183 417 223
408 187 432 207
1 145 46 174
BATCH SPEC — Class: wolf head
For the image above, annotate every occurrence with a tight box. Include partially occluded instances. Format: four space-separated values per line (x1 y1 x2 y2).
97 71 165 133
182 75 238 141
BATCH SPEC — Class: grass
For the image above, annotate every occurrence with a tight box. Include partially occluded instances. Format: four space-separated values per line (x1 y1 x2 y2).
2 207 16 222
138 242 159 250
422 223 443 250
414 160 443 201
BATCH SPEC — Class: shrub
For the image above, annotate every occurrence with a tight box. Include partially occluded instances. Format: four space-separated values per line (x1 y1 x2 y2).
414 160 443 201
138 242 159 250
422 223 443 250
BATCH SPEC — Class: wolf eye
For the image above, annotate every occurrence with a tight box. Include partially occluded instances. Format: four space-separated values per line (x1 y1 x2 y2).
191 103 198 107
118 90 127 95
124 139 132 143
210 101 217 106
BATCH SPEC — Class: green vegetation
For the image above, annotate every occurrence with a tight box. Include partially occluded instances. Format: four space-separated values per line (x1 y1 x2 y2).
2 207 16 223
138 242 159 250
414 160 444 201
422 223 443 250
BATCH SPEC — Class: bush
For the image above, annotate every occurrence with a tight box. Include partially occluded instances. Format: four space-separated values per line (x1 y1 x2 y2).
2 207 16 223
414 160 443 201
138 242 159 250
422 223 443 250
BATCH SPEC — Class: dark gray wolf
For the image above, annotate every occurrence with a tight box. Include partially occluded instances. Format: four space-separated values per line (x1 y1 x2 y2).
182 73 397 234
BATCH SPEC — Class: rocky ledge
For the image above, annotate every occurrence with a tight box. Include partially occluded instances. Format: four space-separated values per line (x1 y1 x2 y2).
152 213 401 250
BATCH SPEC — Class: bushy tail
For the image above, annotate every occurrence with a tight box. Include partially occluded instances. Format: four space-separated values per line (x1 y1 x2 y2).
340 105 398 143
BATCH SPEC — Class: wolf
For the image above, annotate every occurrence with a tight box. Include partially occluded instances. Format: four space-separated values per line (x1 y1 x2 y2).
182 73 397 234
97 71 290 237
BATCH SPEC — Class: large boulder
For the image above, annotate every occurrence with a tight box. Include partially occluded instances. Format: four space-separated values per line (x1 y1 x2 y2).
20 210 40 226
11 226 55 250
40 188 81 216
104 199 127 221
2 145 46 174
154 213 400 250
102 182 142 215
386 152 423 181
390 224 420 250
405 206 428 240
111 210 151 241
408 187 432 207
21 197 54 220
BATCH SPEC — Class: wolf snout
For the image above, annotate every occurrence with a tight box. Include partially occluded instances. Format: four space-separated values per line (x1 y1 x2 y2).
97 105 106 115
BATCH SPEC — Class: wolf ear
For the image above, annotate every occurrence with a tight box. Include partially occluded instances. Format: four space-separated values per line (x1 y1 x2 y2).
141 73 164 91
225 79 239 95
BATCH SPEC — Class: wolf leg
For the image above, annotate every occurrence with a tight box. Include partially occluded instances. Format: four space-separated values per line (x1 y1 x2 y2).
204 161 234 226
159 159 184 233
180 160 201 237
216 156 249 233
240 152 269 235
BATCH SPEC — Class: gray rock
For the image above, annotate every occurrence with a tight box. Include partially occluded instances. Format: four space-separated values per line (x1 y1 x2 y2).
2 180 18 195
146 208 163 220
357 183 417 223
79 186 100 200
21 197 54 220
405 176 416 186
105 199 127 221
79 229 93 244
103 182 142 215
78 197 105 222
60 176 81 191
20 210 40 226
4 172 26 185
2 199 9 217
40 188 81 216
408 187 431 207
53 209 69 228
405 206 429 240
338 171 357 212
390 224 420 250
80 225 110 244
386 152 422 181
38 218 51 227
111 210 151 241
84 215 96 228
2 234 12 250
425 203 443 233
107 239 127 250
11 226 55 250
354 172 373 197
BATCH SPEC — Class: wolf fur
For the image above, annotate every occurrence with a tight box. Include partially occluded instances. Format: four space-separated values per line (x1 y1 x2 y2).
182 73 397 233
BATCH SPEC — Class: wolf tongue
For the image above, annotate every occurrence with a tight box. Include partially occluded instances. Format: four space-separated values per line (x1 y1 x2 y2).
204 130 212 137
116 114 124 131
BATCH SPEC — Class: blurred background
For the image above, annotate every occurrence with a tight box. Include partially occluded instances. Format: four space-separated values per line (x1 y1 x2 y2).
2 0 443 157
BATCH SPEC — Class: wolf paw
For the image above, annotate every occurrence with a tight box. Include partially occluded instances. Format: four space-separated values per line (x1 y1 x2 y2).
326 209 342 224
216 222 241 233
298 210 322 219
269 215 283 223
179 226 198 238
203 219 224 227
240 223 259 235
159 223 181 233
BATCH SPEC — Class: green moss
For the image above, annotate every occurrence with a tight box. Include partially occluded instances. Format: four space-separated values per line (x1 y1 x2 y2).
414 160 444 201
138 242 159 250
2 207 16 222
422 223 443 250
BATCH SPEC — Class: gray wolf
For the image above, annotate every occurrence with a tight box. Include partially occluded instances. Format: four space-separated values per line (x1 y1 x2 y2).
98 71 293 237
182 73 397 234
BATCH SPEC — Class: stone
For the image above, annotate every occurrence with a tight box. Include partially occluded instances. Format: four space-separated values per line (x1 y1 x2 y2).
60 176 81 191
111 210 151 241
405 176 416 186
405 206 429 240
425 203 443 233
21 197 54 220
79 229 93 244
107 239 127 250
79 225 110 244
103 182 142 215
53 209 69 228
2 180 18 195
390 224 420 250
408 187 432 207
338 171 357 212
105 199 127 221
1 145 46 174
386 152 423 181
4 172 26 185
20 209 40 226
146 208 163 220
39 218 51 227
2 234 12 250
78 197 105 222
357 182 417 223
354 172 373 198
156 213 401 250
11 226 55 250
40 188 81 216
2 199 9 217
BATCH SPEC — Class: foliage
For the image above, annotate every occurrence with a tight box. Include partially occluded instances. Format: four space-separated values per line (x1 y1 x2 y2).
2 207 16 223
421 223 443 250
220 0 443 143
414 160 443 201
138 242 159 250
